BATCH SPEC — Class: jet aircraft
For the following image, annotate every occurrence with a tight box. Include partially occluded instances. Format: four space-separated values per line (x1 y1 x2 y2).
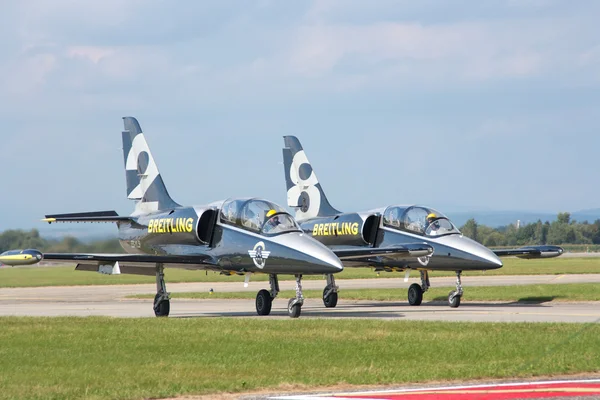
38 117 432 319
282 136 563 308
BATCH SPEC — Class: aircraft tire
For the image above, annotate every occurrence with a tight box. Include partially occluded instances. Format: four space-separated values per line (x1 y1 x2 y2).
322 287 338 308
153 293 170 317
448 291 461 308
288 298 302 318
408 283 423 306
256 289 273 316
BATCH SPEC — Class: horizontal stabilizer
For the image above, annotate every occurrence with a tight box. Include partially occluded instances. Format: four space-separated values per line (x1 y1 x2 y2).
493 245 564 259
43 211 132 224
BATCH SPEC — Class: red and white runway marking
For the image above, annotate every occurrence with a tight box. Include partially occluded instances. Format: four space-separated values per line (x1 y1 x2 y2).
271 379 600 399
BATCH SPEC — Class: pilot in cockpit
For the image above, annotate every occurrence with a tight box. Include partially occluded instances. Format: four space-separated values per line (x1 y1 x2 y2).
388 208 400 227
264 209 282 233
425 213 440 235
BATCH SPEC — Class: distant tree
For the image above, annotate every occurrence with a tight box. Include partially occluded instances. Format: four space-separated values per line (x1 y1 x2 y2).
461 219 479 242
0 229 121 253
533 220 547 244
484 231 506 247
557 212 571 224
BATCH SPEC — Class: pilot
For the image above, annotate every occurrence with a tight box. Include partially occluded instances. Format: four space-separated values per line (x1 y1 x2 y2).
387 208 400 227
226 204 236 223
426 213 440 234
264 209 281 233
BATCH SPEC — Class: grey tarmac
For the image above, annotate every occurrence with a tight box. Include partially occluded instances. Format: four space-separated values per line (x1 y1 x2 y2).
2 274 600 322
3 297 600 323
2 273 600 301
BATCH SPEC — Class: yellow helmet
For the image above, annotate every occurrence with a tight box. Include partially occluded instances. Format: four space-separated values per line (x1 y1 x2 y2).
427 213 437 220
266 209 277 218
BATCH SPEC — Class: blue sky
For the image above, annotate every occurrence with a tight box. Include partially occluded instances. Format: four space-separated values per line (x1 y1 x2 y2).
1 0 599 230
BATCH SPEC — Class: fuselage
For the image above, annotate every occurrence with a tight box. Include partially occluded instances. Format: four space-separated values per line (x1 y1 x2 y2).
117 200 342 275
299 205 503 272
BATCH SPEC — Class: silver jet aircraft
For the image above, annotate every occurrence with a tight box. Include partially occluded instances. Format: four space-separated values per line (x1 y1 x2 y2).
40 117 348 318
39 117 430 319
282 136 563 308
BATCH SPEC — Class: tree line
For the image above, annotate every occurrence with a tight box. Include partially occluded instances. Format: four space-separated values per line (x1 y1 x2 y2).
0 229 122 254
459 212 600 247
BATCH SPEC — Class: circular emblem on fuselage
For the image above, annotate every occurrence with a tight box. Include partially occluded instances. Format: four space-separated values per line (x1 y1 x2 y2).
417 255 431 266
248 241 271 269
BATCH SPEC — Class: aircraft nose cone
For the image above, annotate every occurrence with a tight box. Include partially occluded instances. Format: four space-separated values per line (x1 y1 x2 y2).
434 235 503 269
314 247 344 273
301 237 343 273
487 252 503 268
274 233 343 274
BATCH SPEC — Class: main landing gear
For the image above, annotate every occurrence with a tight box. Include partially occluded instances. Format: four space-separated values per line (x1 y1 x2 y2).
255 274 279 316
322 274 339 308
448 271 463 308
407 270 430 306
154 263 170 317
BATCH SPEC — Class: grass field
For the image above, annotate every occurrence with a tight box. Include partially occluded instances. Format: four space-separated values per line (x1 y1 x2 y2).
1 317 599 400
1 257 599 288
129 282 600 303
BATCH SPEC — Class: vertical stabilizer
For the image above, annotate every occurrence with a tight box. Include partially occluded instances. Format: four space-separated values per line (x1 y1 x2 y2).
122 117 180 214
282 136 341 220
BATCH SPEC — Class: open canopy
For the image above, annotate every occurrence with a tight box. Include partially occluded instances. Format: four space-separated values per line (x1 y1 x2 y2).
220 198 301 235
383 205 460 237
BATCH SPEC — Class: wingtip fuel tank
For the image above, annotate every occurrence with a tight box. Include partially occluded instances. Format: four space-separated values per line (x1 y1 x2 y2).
0 249 43 266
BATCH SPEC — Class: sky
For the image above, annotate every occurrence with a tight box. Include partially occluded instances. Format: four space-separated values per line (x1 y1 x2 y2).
1 0 600 231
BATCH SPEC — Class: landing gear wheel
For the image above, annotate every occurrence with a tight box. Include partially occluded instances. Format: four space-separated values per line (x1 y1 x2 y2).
448 291 461 308
322 287 338 308
288 298 302 318
153 293 170 317
408 283 423 306
256 289 273 316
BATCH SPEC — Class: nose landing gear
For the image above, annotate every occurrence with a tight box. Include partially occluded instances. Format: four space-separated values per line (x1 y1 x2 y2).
288 274 304 318
448 271 463 308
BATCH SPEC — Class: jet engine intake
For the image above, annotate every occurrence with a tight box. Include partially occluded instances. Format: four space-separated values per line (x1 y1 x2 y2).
305 213 380 247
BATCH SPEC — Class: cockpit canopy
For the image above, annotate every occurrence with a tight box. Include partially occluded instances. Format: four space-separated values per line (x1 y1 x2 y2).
220 198 301 235
383 205 460 237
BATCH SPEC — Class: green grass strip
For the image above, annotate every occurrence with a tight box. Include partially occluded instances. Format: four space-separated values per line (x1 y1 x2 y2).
0 317 599 400
129 283 600 303
1 257 599 288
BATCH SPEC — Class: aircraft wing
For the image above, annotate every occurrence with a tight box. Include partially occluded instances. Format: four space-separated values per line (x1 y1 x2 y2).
42 253 218 275
492 245 564 259
333 243 433 261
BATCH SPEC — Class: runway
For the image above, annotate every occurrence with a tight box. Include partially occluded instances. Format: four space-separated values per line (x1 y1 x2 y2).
1 274 600 322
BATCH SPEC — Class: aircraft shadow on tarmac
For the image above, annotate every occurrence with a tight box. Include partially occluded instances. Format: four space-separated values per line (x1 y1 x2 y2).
335 300 555 309
167 299 558 319
170 304 407 319
428 296 558 305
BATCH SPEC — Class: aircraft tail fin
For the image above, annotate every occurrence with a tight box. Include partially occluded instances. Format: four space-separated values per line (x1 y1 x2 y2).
122 117 180 214
282 136 341 220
